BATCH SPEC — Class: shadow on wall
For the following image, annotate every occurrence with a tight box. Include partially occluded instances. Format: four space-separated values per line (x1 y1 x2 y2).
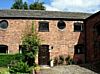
72 21 100 73
71 22 86 64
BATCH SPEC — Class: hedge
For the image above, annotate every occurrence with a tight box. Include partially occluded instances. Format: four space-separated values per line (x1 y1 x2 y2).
0 54 22 67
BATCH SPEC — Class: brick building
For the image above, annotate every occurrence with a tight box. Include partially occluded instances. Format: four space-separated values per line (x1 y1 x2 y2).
0 10 99 65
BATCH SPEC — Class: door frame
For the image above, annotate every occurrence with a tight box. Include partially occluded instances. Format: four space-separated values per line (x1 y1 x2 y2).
38 45 50 65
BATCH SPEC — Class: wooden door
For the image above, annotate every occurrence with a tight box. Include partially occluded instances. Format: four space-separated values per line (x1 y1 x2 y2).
38 45 50 65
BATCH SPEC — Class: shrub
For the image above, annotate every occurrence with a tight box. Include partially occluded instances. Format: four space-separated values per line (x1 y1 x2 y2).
65 55 75 65
14 54 25 61
53 55 65 65
0 67 10 74
58 55 64 65
9 61 30 73
0 53 25 67
0 54 16 67
21 22 40 67
53 57 59 66
34 65 40 71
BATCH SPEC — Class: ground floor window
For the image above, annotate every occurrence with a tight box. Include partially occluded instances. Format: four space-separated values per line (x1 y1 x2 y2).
94 41 100 57
0 45 8 53
19 45 27 53
74 44 84 54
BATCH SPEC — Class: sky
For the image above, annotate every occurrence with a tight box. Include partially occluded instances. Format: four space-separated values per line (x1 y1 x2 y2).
0 0 100 13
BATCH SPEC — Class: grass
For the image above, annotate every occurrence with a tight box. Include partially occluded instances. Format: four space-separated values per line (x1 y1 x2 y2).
0 67 10 74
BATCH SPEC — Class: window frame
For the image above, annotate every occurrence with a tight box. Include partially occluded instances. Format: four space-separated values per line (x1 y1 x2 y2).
38 21 49 32
0 45 8 54
95 24 100 35
74 22 83 32
0 20 8 30
74 44 84 54
57 20 66 30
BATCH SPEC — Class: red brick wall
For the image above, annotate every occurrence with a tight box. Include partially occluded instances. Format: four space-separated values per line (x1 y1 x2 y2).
86 14 100 62
0 19 32 54
34 20 85 60
0 19 85 62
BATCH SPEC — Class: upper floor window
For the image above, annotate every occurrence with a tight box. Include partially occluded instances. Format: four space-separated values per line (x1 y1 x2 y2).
57 20 66 30
0 20 8 29
96 24 100 35
38 21 49 32
74 22 83 32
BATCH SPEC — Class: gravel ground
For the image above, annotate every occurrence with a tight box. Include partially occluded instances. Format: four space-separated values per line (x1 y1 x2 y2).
40 65 99 74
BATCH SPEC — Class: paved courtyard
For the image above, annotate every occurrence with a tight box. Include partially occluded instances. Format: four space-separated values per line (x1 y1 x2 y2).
40 65 100 74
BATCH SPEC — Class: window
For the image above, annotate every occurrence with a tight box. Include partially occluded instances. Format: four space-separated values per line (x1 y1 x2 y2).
96 24 100 35
19 45 27 53
0 45 8 53
0 20 8 29
38 21 49 32
74 44 84 54
94 41 100 57
57 20 66 29
74 22 83 32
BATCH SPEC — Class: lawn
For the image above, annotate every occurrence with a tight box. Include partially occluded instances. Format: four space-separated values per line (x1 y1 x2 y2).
0 67 10 74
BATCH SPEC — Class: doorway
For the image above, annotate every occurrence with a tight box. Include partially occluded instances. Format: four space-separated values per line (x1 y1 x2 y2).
38 45 50 65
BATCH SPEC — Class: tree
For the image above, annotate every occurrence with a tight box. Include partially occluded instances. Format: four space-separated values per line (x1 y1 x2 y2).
23 2 28 10
21 22 40 66
29 2 45 10
11 0 23 9
11 0 46 10
9 23 40 73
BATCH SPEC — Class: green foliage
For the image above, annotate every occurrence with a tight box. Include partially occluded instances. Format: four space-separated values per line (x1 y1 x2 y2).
23 2 28 9
53 55 65 65
65 55 75 65
11 0 23 9
9 61 29 73
0 67 10 74
0 54 15 67
11 0 45 10
14 53 25 61
53 57 59 66
8 22 40 73
58 55 65 65
0 54 25 67
29 2 45 10
54 55 75 65
34 65 40 71
22 35 40 48
22 22 40 66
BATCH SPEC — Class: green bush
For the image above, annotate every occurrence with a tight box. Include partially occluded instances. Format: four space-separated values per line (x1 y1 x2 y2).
53 57 59 66
0 67 10 74
65 55 75 65
58 55 64 65
54 55 65 65
0 54 16 67
14 53 25 61
9 61 30 73
0 54 24 67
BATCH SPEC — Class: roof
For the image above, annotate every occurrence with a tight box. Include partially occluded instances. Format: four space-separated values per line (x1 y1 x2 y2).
86 11 100 20
0 9 92 20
